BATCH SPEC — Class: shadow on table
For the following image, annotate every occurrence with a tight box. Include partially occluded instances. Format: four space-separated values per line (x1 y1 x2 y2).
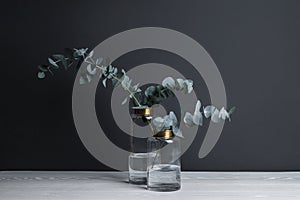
88 172 147 190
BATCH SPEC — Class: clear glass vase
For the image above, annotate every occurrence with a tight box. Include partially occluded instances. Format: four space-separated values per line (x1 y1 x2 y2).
147 130 181 191
128 106 153 184
129 152 148 184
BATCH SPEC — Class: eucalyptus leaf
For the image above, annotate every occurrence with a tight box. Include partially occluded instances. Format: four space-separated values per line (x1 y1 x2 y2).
229 106 236 115
219 107 230 120
183 112 194 127
203 105 216 118
145 86 156 97
37 71 45 79
132 83 140 92
162 77 175 89
111 77 120 88
132 92 143 106
121 97 128 105
107 73 113 79
183 79 193 93
193 111 203 126
102 78 107 87
73 48 88 58
96 57 103 65
86 74 92 82
88 50 94 58
211 109 221 123
108 65 114 73
162 77 194 94
87 64 97 75
52 54 64 60
175 78 184 91
38 65 48 72
153 117 165 131
168 111 178 127
53 54 67 70
113 68 118 75
183 100 204 127
193 101 203 125
48 58 59 68
173 127 183 138
121 75 131 89
160 91 167 98
79 76 87 85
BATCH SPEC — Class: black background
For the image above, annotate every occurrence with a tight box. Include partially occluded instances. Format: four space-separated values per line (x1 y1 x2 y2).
2 0 300 170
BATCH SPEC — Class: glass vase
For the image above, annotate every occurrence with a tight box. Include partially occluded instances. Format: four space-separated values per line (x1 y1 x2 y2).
147 130 181 191
128 106 154 184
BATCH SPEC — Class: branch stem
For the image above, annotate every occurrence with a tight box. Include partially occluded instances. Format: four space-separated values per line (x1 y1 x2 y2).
85 60 142 107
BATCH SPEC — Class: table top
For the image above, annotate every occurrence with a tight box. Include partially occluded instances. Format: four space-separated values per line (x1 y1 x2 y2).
0 171 300 200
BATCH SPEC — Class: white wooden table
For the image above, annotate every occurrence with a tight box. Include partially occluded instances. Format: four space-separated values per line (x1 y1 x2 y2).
0 171 299 200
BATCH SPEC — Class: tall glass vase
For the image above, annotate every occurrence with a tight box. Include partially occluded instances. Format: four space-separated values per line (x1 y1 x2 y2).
129 106 154 184
147 130 181 191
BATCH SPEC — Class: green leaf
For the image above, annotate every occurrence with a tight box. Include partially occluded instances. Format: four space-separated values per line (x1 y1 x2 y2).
86 74 92 82
156 86 161 93
88 50 94 58
102 78 107 87
162 88 175 99
229 106 236 115
87 64 97 75
132 92 143 106
48 58 59 69
37 71 45 79
52 54 64 60
111 78 120 88
96 58 103 65
121 97 128 105
38 65 48 72
79 76 87 85
145 86 156 97
73 51 80 58
53 54 68 70
73 48 88 58
160 91 167 98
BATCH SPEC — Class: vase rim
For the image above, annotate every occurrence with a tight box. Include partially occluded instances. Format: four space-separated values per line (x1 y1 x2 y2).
132 106 152 116
154 129 174 139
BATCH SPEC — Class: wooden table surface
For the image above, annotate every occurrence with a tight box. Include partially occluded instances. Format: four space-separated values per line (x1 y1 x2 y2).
0 171 299 200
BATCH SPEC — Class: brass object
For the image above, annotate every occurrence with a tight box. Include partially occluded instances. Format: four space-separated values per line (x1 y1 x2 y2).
132 106 152 116
154 130 174 139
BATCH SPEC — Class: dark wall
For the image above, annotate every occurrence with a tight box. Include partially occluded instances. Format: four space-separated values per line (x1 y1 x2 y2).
2 0 300 170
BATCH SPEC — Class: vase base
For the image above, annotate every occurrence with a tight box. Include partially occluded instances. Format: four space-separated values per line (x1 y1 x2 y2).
147 183 181 192
129 177 147 185
147 164 181 191
128 153 148 185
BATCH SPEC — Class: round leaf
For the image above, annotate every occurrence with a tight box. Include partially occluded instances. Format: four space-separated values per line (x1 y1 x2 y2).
37 71 45 79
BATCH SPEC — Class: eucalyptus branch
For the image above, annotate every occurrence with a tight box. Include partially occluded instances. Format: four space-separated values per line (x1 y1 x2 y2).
111 74 142 107
37 48 88 79
36 47 236 143
83 59 142 107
